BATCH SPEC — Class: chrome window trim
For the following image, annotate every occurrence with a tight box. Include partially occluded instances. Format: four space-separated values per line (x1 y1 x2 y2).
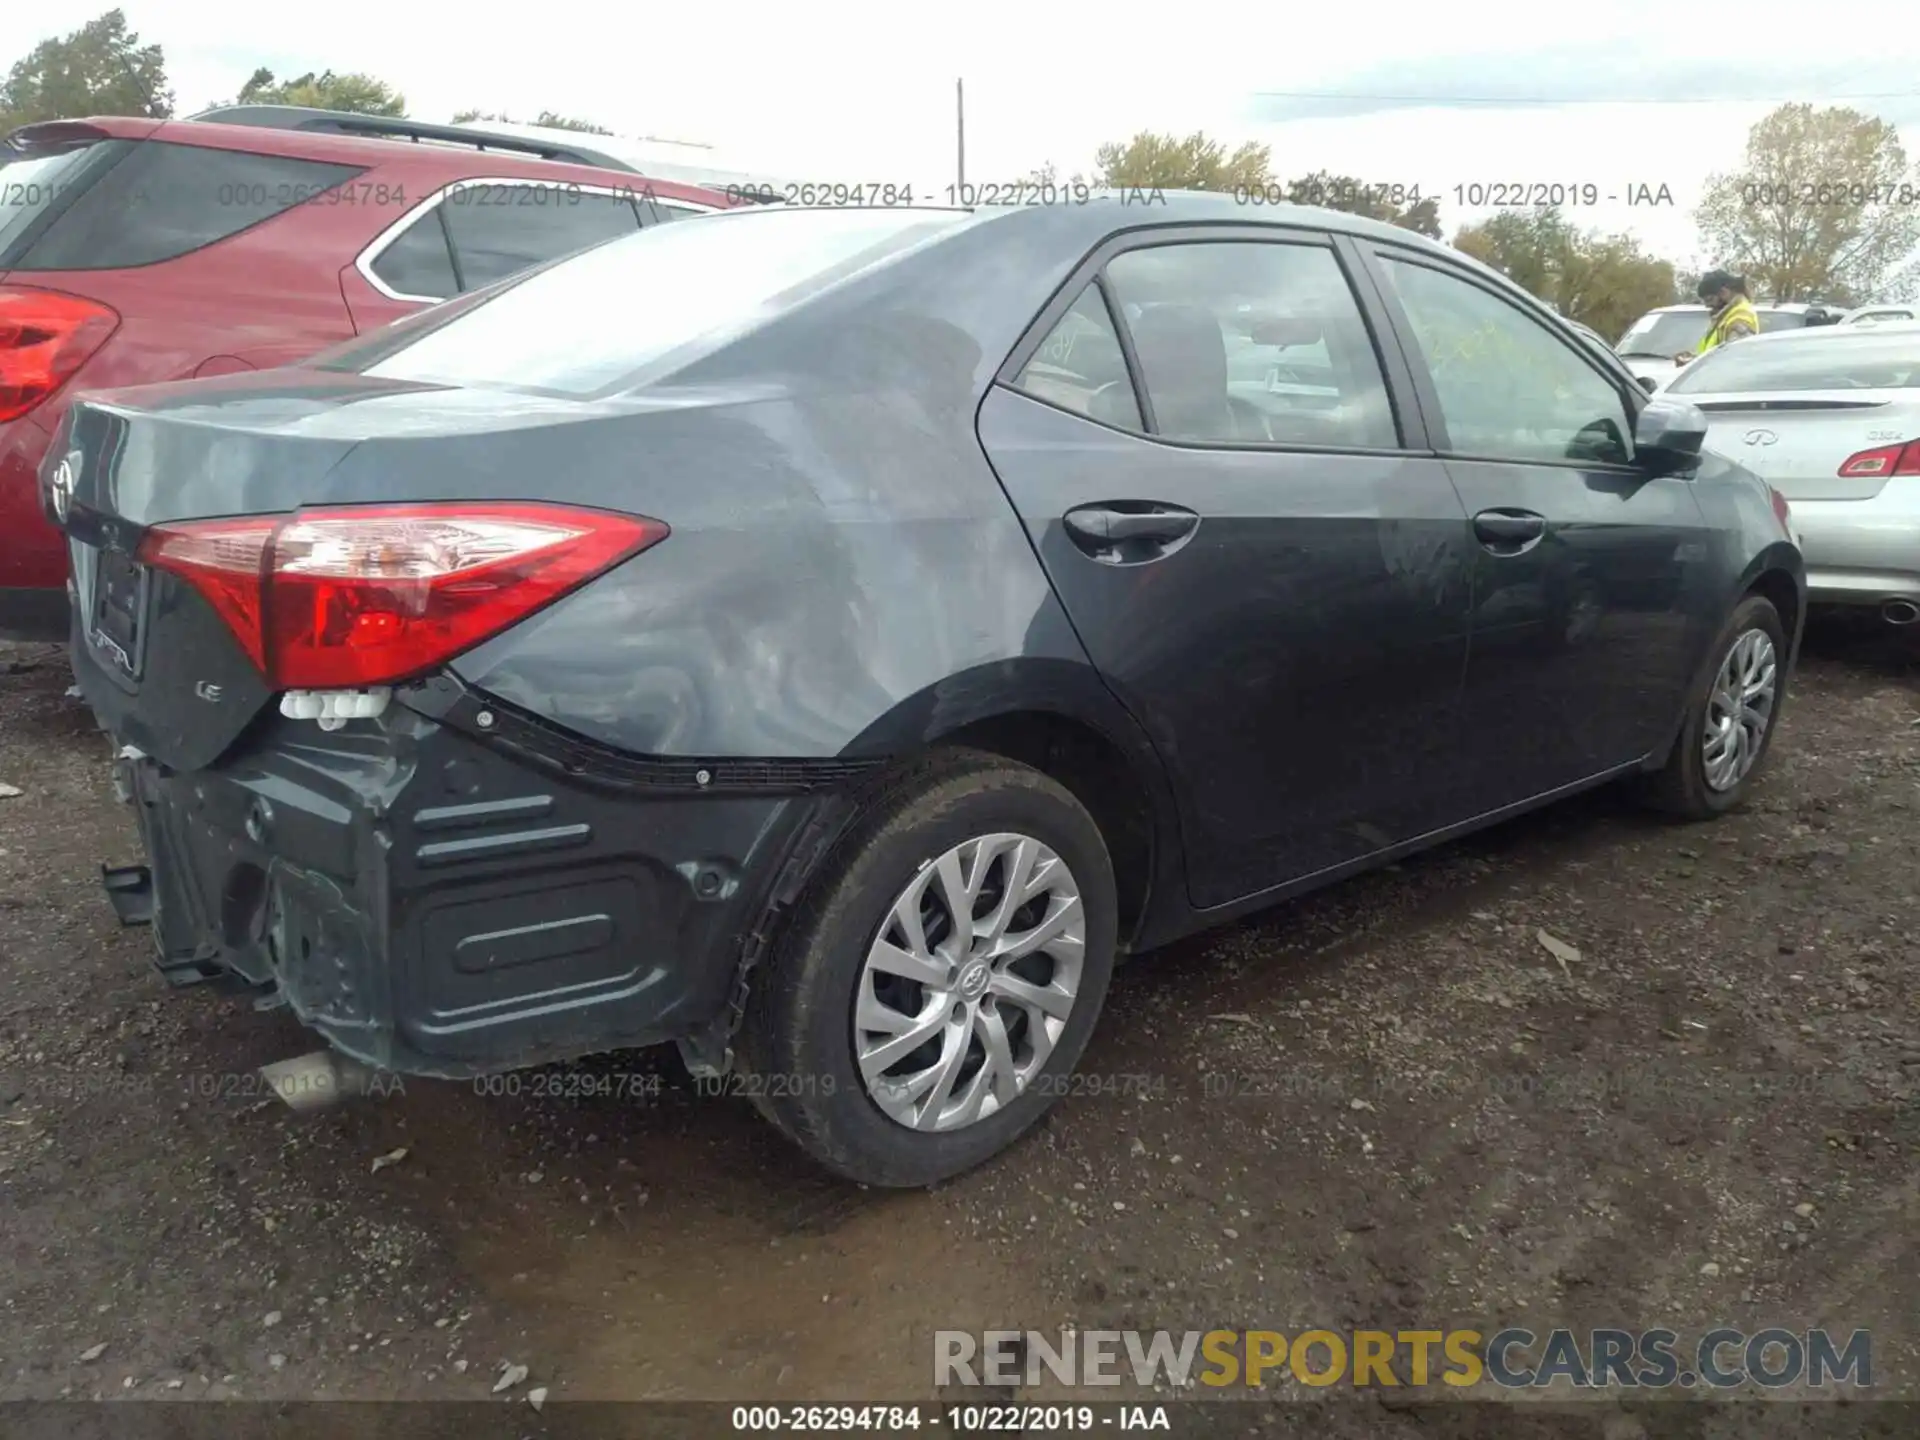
353 175 721 303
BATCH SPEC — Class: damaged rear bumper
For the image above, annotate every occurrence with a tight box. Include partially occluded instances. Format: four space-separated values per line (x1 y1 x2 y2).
106 691 833 1079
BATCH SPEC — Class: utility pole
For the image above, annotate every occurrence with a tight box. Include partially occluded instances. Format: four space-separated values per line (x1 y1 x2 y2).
955 79 966 198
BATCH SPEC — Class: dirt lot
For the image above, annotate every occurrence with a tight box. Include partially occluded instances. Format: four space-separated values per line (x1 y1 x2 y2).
2 622 1917 1432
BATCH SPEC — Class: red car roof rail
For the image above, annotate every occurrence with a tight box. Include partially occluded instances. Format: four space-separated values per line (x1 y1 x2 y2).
184 104 644 173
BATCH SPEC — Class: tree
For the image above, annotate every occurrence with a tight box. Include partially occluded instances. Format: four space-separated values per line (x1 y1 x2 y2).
234 68 404 116
0 9 171 131
1456 208 1677 341
1695 103 1920 303
450 108 613 134
1283 169 1442 238
1093 130 1272 192
1021 160 1096 190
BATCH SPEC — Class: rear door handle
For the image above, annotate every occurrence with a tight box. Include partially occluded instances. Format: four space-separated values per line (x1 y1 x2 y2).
1062 504 1200 550
1472 509 1547 551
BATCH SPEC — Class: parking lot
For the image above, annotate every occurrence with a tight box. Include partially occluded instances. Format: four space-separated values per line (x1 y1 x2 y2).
2 622 1917 1425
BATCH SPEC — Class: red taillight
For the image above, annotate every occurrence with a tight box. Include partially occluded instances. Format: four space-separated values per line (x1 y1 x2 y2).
1769 485 1791 530
0 287 121 423
139 503 666 689
1837 439 1920 478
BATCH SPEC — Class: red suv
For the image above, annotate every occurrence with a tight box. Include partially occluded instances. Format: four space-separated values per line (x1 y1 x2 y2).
0 106 733 638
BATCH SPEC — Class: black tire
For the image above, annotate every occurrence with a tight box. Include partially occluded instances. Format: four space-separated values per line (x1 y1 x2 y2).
737 747 1118 1188
1642 594 1789 819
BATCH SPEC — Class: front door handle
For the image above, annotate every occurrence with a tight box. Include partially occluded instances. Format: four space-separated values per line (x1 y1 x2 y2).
1472 509 1547 551
1063 503 1200 551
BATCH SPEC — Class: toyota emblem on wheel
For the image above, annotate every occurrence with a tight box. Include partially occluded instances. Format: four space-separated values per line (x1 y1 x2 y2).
1743 429 1778 446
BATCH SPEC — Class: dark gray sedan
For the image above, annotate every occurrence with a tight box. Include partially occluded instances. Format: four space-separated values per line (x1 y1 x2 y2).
47 195 1803 1186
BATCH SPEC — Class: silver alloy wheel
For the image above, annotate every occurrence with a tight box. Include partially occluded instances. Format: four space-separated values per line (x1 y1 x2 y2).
854 832 1085 1133
1702 627 1778 792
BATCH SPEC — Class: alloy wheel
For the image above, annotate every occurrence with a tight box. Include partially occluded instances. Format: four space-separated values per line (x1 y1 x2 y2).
1702 627 1778 792
853 832 1085 1132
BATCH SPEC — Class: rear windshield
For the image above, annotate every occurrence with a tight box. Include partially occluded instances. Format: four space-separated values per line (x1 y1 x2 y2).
0 141 132 262
1668 330 1920 393
322 207 971 396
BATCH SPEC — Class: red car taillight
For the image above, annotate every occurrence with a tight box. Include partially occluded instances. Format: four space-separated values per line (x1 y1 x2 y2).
1836 439 1920 478
0 287 121 423
1768 485 1791 531
139 503 666 689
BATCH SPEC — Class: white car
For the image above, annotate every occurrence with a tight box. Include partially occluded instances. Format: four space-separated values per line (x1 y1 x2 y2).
1614 302 1846 386
1664 319 1920 624
1841 304 1917 326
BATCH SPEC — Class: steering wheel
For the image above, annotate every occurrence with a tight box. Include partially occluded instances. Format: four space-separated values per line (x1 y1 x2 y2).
1087 381 1140 428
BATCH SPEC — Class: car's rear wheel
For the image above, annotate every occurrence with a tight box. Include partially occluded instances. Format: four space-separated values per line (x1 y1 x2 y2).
738 749 1117 1187
1642 593 1787 818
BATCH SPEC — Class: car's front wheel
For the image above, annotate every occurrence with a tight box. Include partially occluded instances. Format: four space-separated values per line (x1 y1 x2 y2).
1643 593 1788 818
738 749 1118 1187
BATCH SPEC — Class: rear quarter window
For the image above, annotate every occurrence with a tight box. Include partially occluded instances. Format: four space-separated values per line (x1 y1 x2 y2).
11 141 366 271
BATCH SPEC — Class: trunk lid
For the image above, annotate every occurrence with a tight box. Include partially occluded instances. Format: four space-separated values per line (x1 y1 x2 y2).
1689 391 1920 501
54 370 627 771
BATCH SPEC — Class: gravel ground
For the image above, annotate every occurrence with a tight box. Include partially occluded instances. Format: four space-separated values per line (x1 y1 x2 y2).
2 621 1917 1434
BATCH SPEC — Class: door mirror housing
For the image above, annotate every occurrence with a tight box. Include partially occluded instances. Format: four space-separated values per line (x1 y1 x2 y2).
1634 396 1709 473
1637 374 1659 393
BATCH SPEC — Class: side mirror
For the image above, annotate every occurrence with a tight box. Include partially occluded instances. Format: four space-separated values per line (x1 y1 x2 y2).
1634 396 1708 472
1637 374 1659 393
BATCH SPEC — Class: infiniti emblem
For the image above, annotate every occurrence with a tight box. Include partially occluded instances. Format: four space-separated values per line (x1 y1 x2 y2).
1743 429 1778 446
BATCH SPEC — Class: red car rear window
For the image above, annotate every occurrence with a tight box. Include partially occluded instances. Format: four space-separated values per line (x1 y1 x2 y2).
8 141 364 271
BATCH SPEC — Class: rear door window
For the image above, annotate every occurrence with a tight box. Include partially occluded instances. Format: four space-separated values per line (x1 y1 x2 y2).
437 184 643 291
11 142 365 270
1101 240 1400 449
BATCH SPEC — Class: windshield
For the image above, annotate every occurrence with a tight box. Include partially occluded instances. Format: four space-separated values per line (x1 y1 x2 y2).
325 207 971 396
1615 307 1809 356
1616 311 1709 356
1668 329 1920 393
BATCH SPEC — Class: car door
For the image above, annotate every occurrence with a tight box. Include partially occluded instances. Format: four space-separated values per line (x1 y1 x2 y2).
1354 244 1715 811
976 226 1476 911
340 179 654 332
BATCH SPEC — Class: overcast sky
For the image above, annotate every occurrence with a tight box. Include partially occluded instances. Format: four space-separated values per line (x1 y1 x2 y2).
22 0 1920 272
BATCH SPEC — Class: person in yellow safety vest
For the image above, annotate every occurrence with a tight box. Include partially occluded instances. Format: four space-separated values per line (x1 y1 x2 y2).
1676 268 1760 366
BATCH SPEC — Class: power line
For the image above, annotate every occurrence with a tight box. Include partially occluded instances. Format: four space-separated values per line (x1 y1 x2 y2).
1247 88 1920 106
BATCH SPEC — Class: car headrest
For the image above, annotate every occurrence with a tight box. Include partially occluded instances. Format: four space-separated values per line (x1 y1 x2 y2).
1130 305 1227 431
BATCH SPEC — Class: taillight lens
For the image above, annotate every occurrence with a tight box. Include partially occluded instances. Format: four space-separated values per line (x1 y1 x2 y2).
139 503 666 689
0 287 121 423
1768 485 1791 531
1837 439 1920 478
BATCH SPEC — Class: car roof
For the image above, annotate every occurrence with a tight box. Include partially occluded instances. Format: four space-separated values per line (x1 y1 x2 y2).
923 189 1467 256
3 114 734 204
